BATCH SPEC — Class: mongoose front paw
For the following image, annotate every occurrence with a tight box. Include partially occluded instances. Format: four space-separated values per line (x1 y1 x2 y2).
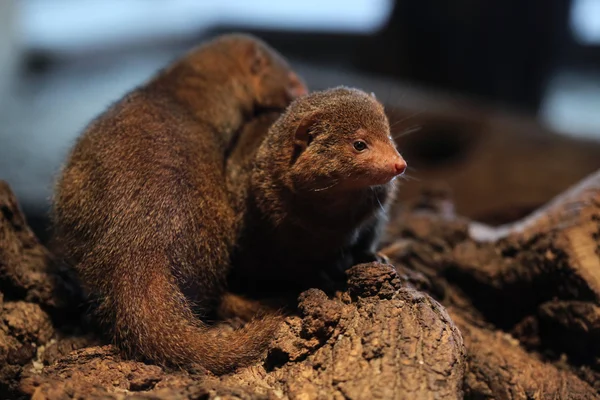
374 251 391 265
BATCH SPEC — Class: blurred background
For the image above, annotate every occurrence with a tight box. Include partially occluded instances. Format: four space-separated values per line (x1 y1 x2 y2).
1 0 600 242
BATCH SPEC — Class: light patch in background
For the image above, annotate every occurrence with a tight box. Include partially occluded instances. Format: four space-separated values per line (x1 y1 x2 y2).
541 70 600 139
19 0 394 55
539 0 600 138
570 0 600 45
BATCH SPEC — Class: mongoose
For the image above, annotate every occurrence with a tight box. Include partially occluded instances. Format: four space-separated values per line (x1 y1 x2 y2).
51 33 307 374
229 87 407 296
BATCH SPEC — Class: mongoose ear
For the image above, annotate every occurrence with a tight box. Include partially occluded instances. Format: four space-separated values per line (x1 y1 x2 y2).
249 44 267 75
370 92 377 99
293 114 319 154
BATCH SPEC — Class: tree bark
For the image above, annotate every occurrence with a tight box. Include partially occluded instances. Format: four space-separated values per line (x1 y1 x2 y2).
2 168 600 398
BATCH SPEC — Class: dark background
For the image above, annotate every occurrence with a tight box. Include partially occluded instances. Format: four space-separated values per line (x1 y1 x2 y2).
1 0 599 242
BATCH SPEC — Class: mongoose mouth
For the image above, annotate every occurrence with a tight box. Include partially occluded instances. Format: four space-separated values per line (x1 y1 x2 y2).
338 168 406 191
367 172 403 187
324 154 406 191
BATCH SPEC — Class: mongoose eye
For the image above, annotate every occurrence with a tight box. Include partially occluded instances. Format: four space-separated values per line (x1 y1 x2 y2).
353 141 368 151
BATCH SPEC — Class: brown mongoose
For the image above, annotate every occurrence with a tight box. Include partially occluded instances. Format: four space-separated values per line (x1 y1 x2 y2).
51 33 307 374
229 86 407 296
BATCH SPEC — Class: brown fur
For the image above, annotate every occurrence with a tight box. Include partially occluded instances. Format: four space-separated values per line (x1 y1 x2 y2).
226 112 281 216
51 33 306 374
229 87 406 295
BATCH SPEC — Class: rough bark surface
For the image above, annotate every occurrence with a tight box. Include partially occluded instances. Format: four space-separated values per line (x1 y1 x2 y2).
14 263 466 400
1 166 600 398
381 170 600 399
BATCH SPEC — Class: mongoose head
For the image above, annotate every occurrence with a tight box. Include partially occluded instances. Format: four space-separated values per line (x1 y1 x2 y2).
280 87 406 193
240 36 307 110
208 34 308 111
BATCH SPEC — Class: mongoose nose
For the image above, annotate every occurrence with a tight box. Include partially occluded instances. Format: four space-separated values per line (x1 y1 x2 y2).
393 160 407 175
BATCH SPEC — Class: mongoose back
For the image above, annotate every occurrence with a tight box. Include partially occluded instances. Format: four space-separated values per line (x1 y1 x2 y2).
230 87 406 294
52 33 307 374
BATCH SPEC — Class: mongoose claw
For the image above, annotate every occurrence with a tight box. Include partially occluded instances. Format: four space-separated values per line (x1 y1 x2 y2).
375 252 391 265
